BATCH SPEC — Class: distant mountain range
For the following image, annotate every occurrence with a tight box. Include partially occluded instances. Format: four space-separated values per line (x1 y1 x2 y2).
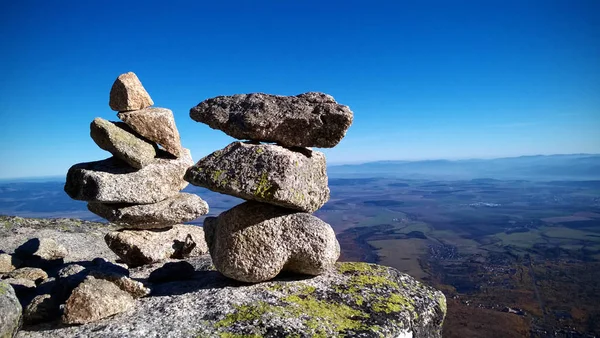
328 154 600 180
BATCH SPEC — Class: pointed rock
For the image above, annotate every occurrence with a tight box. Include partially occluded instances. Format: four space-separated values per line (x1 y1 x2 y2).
190 92 353 148
64 149 192 204
118 107 182 157
204 201 340 283
87 193 208 229
62 277 134 325
109 72 154 112
185 141 329 212
0 253 21 273
90 117 157 169
104 225 208 267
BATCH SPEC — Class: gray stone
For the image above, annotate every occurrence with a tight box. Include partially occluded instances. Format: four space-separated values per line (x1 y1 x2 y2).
88 270 150 299
185 142 329 212
104 225 208 267
14 261 446 338
64 149 192 204
109 72 154 112
0 254 21 273
118 107 182 157
204 201 340 283
23 294 58 324
190 92 353 148
7 268 47 284
62 277 134 325
90 117 157 169
87 193 208 229
0 281 21 338
15 238 67 268
3 278 36 297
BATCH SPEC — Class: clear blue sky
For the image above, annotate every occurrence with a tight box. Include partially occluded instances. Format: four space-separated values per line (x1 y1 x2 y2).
0 0 598 179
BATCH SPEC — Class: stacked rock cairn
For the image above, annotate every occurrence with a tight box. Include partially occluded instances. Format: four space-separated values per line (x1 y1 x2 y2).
184 92 353 282
64 72 209 268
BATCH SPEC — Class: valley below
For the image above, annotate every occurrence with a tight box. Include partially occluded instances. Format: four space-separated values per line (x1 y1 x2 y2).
1 174 600 337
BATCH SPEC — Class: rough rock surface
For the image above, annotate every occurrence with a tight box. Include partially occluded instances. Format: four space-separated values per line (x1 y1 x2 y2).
0 281 22 338
90 117 157 169
3 278 36 296
14 238 68 268
185 142 329 212
109 72 154 112
104 225 208 267
64 149 192 204
17 261 446 338
118 107 182 157
62 277 134 325
190 92 354 148
88 270 150 298
0 216 119 264
0 253 21 273
23 294 57 324
7 268 48 284
87 193 208 229
204 201 340 283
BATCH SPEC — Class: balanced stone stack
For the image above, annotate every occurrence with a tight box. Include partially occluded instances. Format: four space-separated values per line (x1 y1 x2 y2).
64 72 209 267
185 92 353 282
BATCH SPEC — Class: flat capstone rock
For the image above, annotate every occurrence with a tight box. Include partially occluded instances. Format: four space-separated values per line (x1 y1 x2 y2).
87 193 208 229
109 72 154 112
90 117 157 169
190 92 353 148
64 149 192 204
204 201 340 283
185 142 329 212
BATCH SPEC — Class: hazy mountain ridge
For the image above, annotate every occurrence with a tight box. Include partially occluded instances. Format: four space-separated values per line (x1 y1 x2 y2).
328 154 600 180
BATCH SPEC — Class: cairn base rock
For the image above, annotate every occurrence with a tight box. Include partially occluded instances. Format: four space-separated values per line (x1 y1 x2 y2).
204 201 340 283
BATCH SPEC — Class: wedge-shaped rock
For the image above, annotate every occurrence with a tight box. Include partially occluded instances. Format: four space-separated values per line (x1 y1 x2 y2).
204 201 340 283
87 193 208 229
7 267 48 283
90 117 157 169
64 149 192 204
118 107 182 157
109 72 154 111
0 281 21 338
62 277 134 325
15 237 68 268
24 294 58 324
185 142 329 212
104 225 208 267
190 92 353 148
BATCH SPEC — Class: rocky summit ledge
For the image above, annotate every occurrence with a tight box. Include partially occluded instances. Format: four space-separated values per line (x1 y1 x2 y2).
17 258 445 338
1 216 445 338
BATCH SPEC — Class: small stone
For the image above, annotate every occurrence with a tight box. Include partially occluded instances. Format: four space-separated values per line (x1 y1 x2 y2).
109 72 154 112
57 264 87 279
148 261 195 283
90 117 158 169
15 238 67 268
62 277 134 325
0 253 21 273
0 281 22 338
204 201 340 283
7 267 48 284
64 149 193 204
185 142 329 212
118 107 182 157
104 225 208 267
190 92 353 148
87 193 208 229
3 277 36 297
89 270 150 298
24 294 58 324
